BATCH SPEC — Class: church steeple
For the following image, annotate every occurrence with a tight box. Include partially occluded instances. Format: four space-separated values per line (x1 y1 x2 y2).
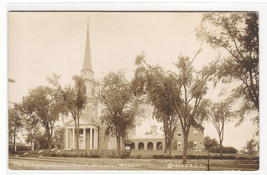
81 20 97 118
82 20 93 80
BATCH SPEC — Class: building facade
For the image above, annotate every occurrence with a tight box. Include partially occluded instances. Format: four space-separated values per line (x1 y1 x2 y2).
64 22 109 150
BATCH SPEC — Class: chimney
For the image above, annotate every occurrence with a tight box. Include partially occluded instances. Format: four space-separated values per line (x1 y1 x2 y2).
151 125 157 135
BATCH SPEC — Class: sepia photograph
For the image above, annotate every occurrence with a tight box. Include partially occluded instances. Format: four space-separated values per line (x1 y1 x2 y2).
8 11 259 171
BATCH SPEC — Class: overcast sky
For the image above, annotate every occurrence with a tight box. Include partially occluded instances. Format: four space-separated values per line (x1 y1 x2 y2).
8 12 258 150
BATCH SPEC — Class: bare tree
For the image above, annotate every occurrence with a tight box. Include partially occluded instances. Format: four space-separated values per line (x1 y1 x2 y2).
205 98 234 157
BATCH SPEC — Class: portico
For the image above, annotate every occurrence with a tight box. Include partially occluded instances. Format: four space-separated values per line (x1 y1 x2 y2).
64 121 99 149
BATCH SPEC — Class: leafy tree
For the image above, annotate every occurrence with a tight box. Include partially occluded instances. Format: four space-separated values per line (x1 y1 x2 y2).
20 95 40 150
244 138 258 156
61 75 87 152
197 13 259 127
25 84 64 152
203 136 219 171
98 71 140 156
53 126 65 149
34 130 49 150
133 52 216 163
132 58 179 156
205 98 234 157
8 104 24 152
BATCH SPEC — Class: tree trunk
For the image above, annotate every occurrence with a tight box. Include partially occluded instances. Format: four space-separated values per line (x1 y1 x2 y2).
164 137 167 154
32 139 35 151
182 132 188 164
168 139 172 156
47 134 52 154
207 150 210 171
30 137 34 151
116 136 121 156
13 128 16 152
219 139 223 157
76 128 80 153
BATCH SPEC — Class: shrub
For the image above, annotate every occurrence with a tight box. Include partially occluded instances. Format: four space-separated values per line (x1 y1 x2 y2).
211 155 236 159
121 153 130 159
210 146 238 154
89 154 100 158
136 155 143 159
164 155 173 159
174 155 183 159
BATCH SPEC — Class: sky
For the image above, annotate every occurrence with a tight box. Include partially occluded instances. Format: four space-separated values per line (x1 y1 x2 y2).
8 12 258 150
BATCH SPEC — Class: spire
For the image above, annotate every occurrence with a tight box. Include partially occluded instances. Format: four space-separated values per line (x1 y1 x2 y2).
82 19 93 72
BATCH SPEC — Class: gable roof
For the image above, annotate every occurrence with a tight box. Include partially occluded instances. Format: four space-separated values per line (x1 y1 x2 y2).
64 114 100 127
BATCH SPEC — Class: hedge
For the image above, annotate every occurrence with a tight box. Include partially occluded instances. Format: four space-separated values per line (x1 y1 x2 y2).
210 146 238 154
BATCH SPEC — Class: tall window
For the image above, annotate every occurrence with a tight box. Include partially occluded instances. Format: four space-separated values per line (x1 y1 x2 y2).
147 142 153 150
177 141 181 149
132 142 135 150
138 142 144 150
178 132 182 137
193 141 197 148
193 129 198 137
157 142 163 150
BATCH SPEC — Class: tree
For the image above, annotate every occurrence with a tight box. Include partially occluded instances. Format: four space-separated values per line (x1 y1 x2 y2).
20 95 40 150
8 104 24 152
203 136 219 171
197 13 259 127
132 58 179 156
98 71 140 156
25 84 64 153
244 138 258 156
133 53 216 163
34 130 49 150
61 75 87 152
205 98 234 157
53 126 65 149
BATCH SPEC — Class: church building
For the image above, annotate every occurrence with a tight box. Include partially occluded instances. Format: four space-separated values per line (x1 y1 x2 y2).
63 22 204 153
63 22 108 150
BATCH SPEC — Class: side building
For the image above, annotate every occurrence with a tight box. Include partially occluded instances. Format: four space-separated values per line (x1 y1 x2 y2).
129 124 204 156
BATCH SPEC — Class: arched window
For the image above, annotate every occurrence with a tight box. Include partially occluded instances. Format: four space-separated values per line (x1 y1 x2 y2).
132 142 135 150
147 142 153 150
138 142 144 150
157 142 163 150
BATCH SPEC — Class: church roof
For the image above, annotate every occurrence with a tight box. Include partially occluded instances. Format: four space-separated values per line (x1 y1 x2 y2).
82 22 93 72
64 114 100 127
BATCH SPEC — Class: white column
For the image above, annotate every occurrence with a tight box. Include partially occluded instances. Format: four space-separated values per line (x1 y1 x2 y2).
65 128 68 149
95 129 98 149
83 128 86 149
72 128 75 149
92 129 95 149
89 128 93 149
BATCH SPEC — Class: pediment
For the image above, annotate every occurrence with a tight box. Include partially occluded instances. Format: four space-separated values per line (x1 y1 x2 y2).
64 117 90 126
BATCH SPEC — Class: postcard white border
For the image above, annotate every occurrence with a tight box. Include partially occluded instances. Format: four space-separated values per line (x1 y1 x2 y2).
2 1 267 175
